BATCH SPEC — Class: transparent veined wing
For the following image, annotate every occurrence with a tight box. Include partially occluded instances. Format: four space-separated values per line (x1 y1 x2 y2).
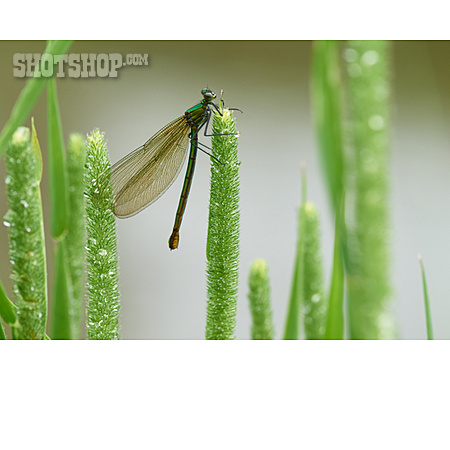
111 116 191 218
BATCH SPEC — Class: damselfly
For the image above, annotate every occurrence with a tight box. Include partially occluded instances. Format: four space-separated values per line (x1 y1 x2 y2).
111 88 237 250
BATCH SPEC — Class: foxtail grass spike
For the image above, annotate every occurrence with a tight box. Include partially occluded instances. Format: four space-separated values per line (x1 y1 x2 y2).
248 259 275 340
85 130 120 340
205 109 240 340
303 202 327 339
4 126 48 339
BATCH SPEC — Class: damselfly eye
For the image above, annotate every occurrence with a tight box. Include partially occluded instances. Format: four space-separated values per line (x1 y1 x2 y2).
201 89 216 99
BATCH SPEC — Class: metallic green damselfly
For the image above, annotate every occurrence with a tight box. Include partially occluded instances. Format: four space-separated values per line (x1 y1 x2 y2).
111 88 235 250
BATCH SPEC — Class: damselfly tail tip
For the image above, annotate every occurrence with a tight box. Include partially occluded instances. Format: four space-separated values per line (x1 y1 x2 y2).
168 231 180 250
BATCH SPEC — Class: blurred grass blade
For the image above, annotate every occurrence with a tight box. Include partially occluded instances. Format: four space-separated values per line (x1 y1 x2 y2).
324 195 345 339
0 40 73 155
311 40 345 212
65 134 87 339
345 40 396 339
248 259 275 340
283 206 304 339
47 77 68 239
283 164 307 340
206 109 240 340
418 255 433 340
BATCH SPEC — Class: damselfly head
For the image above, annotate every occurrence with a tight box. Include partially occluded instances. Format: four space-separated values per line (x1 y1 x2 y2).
201 88 216 101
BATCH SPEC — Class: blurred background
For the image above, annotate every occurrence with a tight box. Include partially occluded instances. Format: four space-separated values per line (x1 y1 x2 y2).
0 40 449 339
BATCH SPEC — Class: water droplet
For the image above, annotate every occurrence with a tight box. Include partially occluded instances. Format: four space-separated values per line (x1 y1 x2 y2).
361 50 379 66
3 219 10 227
25 226 31 233
5 175 11 185
98 249 107 256
343 48 358 63
347 63 362 78
368 115 385 131
20 199 29 208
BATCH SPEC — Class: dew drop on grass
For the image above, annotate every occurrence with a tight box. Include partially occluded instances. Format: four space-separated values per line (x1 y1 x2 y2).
3 210 12 227
5 175 11 185
368 115 385 131
344 48 358 63
98 249 107 256
347 63 362 78
361 50 379 66
20 199 29 208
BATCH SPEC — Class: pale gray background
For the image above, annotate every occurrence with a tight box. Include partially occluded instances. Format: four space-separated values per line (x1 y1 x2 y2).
0 41 449 339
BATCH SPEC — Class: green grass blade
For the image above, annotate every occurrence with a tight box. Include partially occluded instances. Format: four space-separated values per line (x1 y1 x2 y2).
47 77 73 338
0 40 73 155
247 259 275 340
324 197 345 339
311 40 345 212
0 280 22 340
65 134 87 339
283 206 304 339
85 130 120 340
205 109 240 340
47 77 68 239
50 241 73 339
0 279 21 339
303 202 327 339
4 126 48 339
283 164 307 340
418 255 434 340
0 279 19 327
345 40 396 339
